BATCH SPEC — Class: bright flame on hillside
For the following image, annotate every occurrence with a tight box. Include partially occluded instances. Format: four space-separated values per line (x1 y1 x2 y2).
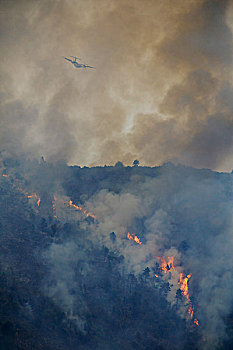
126 237 198 325
27 193 41 206
68 200 82 211
179 273 191 303
16 182 96 220
2 171 200 328
127 232 142 245
68 200 96 219
155 256 199 326
188 305 194 319
156 256 175 273
52 197 96 220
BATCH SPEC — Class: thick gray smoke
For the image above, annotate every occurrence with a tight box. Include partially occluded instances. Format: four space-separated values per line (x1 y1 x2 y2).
1 0 233 345
1 0 233 171
41 164 233 349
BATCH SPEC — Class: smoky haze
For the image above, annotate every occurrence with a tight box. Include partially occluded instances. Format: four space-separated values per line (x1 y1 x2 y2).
5 159 231 349
1 0 233 170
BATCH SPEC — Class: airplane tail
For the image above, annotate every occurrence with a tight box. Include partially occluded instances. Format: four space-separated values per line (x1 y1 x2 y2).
70 56 81 62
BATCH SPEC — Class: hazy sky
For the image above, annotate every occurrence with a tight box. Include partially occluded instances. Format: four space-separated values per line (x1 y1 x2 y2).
1 0 233 171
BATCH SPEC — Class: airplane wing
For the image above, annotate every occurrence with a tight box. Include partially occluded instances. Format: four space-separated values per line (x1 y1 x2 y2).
63 56 73 63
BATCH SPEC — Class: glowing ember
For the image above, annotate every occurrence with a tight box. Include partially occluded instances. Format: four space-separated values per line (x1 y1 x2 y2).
188 306 194 319
83 209 97 219
52 196 57 218
2 174 9 178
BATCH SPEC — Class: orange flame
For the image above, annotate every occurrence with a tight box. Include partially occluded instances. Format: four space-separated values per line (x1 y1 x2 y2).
5 175 201 327
188 306 194 319
178 273 199 326
69 200 97 219
127 232 142 245
52 196 57 218
127 232 133 241
52 197 96 220
27 193 41 207
69 200 82 211
156 256 175 273
155 258 199 326
179 273 191 303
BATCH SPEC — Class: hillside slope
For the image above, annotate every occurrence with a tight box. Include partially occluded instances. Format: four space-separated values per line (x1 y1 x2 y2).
0 158 232 349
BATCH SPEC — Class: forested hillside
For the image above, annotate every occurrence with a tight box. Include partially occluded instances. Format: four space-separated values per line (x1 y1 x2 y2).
0 157 232 349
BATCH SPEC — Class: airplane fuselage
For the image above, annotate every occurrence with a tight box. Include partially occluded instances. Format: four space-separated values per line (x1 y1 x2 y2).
73 62 83 68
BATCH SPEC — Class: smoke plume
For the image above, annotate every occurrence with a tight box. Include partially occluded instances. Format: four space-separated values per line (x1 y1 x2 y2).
1 0 233 170
35 162 233 349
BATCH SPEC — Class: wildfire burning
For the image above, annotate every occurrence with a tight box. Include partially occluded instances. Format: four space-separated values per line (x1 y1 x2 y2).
1 168 95 221
156 256 175 274
179 273 191 303
27 193 41 206
15 180 96 221
154 257 199 326
52 196 96 220
127 232 142 245
2 169 200 329
178 273 199 325
188 305 194 320
125 234 199 325
68 200 96 219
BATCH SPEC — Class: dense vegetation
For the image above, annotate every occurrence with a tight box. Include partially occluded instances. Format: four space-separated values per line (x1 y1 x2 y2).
0 157 232 349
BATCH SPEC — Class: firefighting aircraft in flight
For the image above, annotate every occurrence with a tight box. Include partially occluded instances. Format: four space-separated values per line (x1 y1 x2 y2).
63 56 94 69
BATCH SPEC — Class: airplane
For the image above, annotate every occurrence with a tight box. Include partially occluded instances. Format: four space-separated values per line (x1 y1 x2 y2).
63 56 94 69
